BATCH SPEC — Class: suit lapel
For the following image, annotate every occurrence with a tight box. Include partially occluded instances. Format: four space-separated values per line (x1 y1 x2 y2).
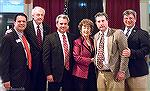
107 28 115 62
43 23 48 41
67 32 73 50
28 21 40 50
81 37 93 53
94 31 101 53
128 29 137 39
122 27 137 40
55 32 63 50
12 29 26 56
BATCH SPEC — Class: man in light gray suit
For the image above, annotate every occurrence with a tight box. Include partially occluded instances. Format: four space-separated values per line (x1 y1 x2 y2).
93 12 129 91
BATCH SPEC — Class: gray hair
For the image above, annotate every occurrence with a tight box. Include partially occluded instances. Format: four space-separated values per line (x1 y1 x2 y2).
55 14 70 23
32 6 45 16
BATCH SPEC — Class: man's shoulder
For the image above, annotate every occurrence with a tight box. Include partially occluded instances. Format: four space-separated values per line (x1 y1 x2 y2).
27 20 33 25
138 28 149 34
110 28 124 35
4 29 14 37
94 31 100 38
46 32 57 38
110 28 122 32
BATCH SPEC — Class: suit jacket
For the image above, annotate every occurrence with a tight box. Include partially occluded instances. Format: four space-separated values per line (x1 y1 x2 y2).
94 28 129 78
0 29 31 89
122 27 150 77
43 32 75 82
24 21 51 76
72 36 94 79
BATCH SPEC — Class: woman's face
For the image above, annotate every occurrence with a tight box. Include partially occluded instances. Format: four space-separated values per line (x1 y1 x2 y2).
81 25 91 37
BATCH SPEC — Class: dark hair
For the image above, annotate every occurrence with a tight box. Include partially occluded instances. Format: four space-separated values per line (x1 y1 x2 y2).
94 12 108 21
14 13 27 21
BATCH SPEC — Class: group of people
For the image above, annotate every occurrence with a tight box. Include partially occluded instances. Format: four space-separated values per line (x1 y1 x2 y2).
0 6 149 91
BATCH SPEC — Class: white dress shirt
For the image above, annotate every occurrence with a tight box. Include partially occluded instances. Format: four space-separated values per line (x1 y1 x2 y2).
57 31 70 62
33 20 44 41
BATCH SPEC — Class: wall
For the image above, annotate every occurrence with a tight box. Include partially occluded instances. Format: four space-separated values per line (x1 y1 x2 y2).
140 0 149 31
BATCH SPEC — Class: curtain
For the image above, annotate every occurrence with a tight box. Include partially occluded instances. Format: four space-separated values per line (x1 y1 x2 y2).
33 0 64 32
68 0 103 37
106 0 140 29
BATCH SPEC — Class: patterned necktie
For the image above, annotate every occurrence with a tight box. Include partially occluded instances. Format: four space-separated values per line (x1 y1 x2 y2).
37 25 42 48
97 33 104 69
125 29 130 37
62 34 70 70
22 35 32 70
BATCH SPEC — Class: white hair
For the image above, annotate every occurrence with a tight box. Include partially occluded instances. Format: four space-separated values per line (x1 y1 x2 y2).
32 6 45 16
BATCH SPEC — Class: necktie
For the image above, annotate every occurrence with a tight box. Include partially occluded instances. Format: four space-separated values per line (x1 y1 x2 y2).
125 29 130 37
37 25 42 48
22 35 32 70
62 34 70 70
97 33 104 69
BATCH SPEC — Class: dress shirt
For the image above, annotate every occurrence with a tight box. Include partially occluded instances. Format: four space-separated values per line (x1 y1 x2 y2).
14 28 30 60
96 28 110 70
57 31 70 63
123 26 134 37
33 20 44 41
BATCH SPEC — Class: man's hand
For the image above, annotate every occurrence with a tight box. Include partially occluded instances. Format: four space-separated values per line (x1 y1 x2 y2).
3 81 11 89
115 71 125 81
122 48 131 57
47 75 54 82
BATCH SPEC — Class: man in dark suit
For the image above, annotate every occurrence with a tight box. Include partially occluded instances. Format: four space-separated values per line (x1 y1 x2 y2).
0 13 32 91
24 6 51 91
122 9 150 91
43 14 76 91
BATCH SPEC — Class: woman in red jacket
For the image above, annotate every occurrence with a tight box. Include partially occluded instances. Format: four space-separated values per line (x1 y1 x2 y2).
72 19 97 91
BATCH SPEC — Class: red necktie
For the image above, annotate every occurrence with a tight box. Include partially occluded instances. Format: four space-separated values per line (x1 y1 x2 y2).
22 35 32 70
62 34 70 70
97 33 104 69
37 25 42 48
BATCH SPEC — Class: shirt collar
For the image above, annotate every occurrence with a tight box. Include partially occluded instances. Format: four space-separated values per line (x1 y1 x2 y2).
125 25 135 31
57 31 67 37
33 20 43 30
99 28 108 36
14 28 24 38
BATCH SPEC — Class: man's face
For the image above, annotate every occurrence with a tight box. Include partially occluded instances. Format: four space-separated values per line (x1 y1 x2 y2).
123 14 136 28
95 16 108 32
56 18 69 33
14 16 27 32
32 9 45 25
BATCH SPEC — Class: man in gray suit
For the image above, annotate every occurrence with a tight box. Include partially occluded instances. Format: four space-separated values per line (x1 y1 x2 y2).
94 12 129 91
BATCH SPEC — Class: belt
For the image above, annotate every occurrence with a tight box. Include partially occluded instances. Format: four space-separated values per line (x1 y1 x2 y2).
101 69 111 72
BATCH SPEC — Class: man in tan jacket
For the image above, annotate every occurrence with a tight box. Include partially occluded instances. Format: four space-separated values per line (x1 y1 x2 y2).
94 12 129 91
